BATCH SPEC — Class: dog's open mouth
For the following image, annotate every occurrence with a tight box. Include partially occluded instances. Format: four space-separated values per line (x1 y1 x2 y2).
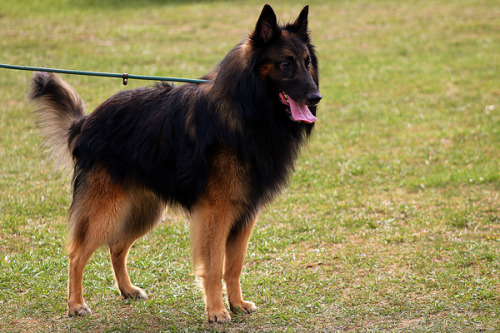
279 92 317 124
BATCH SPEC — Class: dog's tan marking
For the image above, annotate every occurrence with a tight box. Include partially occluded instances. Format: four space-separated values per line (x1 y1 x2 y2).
190 147 252 322
224 217 257 314
67 169 163 316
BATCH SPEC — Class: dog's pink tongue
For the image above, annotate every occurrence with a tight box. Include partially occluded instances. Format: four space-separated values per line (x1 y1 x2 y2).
289 98 317 123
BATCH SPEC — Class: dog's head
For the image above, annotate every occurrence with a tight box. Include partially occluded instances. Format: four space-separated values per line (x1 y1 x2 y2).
251 5 321 124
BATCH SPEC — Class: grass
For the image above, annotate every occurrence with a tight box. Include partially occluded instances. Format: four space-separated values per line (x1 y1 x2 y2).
0 0 498 331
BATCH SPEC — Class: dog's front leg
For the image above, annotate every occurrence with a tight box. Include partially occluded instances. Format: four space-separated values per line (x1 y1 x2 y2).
202 240 230 323
191 202 233 323
224 217 257 314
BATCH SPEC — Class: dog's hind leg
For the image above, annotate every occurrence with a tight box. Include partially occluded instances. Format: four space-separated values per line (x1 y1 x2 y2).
224 217 257 314
67 169 132 317
108 188 163 300
108 237 148 300
67 242 98 316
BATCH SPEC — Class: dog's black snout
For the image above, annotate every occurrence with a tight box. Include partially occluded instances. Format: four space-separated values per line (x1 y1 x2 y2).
307 92 322 105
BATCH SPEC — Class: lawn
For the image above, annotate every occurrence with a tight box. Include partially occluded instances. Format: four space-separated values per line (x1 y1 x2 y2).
0 0 498 331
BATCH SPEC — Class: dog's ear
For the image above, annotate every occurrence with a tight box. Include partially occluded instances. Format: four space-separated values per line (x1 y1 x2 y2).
291 5 310 41
250 4 280 45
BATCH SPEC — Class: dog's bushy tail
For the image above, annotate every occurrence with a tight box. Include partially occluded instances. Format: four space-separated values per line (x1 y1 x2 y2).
29 72 85 170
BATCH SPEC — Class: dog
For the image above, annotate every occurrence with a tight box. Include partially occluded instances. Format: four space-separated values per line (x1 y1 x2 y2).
29 4 320 323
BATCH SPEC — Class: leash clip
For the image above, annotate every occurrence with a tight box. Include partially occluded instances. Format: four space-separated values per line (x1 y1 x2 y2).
122 73 128 85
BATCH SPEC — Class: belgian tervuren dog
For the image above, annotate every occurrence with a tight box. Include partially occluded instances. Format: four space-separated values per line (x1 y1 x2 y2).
29 4 320 323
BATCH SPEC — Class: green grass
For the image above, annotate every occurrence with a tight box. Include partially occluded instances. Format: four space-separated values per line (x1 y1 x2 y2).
0 0 498 331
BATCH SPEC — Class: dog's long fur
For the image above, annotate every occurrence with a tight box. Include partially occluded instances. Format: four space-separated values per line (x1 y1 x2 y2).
29 5 320 323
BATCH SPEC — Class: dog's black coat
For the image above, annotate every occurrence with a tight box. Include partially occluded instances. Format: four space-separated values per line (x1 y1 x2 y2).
64 16 317 220
29 4 321 322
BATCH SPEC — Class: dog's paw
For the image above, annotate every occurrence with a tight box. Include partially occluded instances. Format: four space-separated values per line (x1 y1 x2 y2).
230 300 256 314
68 303 92 317
120 285 148 300
207 307 231 323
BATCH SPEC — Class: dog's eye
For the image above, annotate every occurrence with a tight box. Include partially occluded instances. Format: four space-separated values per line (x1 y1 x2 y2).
305 57 311 68
280 61 291 70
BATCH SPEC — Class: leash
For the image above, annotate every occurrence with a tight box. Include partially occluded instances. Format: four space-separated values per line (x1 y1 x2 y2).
0 63 209 85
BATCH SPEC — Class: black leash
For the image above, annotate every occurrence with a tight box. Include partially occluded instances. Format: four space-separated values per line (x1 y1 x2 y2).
0 63 209 85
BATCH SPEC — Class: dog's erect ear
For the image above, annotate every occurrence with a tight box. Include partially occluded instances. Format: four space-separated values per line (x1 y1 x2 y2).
250 4 280 45
292 5 310 41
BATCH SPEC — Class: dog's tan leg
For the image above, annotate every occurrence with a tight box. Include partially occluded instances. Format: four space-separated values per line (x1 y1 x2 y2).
191 202 234 323
190 147 249 323
108 188 163 300
67 241 97 317
67 169 131 317
109 237 147 300
224 218 257 314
